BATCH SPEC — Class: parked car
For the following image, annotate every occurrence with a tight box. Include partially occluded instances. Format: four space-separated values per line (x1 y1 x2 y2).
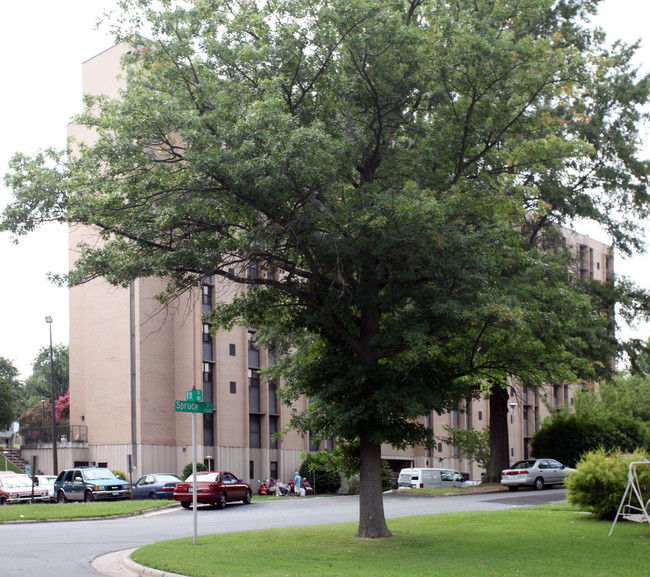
132 473 182 499
397 468 468 490
0 472 50 504
34 475 57 502
54 467 131 502
173 471 252 509
501 458 573 491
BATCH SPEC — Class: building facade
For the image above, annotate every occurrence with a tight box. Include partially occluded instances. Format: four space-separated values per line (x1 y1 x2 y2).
23 46 615 485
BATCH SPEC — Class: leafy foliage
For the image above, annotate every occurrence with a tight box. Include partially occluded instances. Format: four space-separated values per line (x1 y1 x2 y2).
530 412 648 467
2 0 650 537
182 461 208 480
439 425 491 472
299 452 342 494
18 345 69 413
0 357 20 430
566 449 650 520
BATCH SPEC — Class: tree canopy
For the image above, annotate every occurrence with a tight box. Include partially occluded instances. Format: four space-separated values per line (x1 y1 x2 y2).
0 357 20 431
2 0 650 537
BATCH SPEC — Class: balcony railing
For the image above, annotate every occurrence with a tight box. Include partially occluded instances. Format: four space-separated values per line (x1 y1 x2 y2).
21 425 88 446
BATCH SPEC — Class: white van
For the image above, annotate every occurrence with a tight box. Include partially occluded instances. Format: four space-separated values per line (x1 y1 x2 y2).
397 467 466 490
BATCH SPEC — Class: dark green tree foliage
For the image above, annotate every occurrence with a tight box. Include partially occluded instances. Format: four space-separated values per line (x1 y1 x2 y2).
2 0 650 536
298 452 342 494
182 461 208 480
530 412 648 467
0 357 20 430
20 345 69 413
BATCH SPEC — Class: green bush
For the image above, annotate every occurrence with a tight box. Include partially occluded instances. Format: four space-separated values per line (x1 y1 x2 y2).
182 462 208 480
299 452 341 494
565 448 650 520
530 413 648 467
112 470 127 480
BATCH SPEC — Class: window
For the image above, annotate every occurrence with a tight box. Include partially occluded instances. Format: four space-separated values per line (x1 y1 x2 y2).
248 332 260 368
202 284 213 314
203 413 214 446
249 461 254 479
229 343 236 356
249 415 261 448
269 383 278 414
202 324 213 361
269 415 278 449
230 381 237 394
202 362 213 384
270 461 278 480
249 371 260 412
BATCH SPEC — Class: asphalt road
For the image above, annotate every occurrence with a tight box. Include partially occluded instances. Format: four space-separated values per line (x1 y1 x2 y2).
1 488 567 576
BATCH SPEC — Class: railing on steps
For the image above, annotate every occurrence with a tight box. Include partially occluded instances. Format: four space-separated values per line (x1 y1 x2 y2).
0 442 29 472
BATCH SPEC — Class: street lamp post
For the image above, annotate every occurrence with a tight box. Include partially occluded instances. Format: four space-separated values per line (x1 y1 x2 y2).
45 317 58 475
41 397 45 441
508 402 518 465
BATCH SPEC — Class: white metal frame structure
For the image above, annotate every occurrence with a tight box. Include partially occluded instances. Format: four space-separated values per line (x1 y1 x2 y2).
609 460 650 536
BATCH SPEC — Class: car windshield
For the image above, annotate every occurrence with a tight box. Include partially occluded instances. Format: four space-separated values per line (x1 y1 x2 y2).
0 475 31 488
158 475 181 482
186 472 219 482
84 469 117 481
511 460 536 469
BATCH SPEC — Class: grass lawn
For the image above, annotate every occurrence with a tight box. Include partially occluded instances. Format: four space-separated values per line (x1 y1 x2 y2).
131 503 649 577
0 499 173 522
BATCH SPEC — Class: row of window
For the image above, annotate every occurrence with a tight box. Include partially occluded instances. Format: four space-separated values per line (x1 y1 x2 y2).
202 280 280 450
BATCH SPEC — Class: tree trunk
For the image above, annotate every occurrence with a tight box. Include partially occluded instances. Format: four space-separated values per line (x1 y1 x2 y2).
355 433 393 538
487 384 510 483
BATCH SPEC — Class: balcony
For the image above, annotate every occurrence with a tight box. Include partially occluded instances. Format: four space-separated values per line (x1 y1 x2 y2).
21 425 88 446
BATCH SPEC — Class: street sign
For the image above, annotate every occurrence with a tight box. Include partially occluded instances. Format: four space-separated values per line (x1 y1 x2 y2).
186 390 202 402
175 400 213 413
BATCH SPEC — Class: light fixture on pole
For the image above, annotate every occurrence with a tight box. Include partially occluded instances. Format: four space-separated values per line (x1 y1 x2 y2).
45 316 58 475
41 397 46 440
508 402 518 464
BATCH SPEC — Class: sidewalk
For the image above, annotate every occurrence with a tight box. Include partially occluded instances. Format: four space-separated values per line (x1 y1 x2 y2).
92 548 188 577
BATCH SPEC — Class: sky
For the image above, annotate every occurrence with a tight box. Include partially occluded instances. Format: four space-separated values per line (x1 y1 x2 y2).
1 0 650 379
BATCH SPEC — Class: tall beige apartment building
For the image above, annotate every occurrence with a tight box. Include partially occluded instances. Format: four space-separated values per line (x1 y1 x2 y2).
24 46 615 485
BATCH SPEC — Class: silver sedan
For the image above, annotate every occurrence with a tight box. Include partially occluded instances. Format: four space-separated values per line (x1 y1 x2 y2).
501 458 573 491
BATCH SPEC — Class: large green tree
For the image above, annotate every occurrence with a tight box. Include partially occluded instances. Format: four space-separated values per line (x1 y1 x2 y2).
20 345 69 413
0 357 21 431
2 0 650 537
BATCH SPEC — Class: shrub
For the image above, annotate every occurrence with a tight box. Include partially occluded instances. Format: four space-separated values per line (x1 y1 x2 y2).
182 462 208 480
565 448 650 520
112 470 127 480
299 452 341 494
530 413 648 467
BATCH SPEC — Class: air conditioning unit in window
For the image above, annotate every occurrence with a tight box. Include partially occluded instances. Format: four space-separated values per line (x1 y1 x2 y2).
291 407 298 414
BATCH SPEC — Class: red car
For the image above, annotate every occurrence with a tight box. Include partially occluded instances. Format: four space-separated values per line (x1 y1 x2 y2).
173 471 252 509
0 472 50 505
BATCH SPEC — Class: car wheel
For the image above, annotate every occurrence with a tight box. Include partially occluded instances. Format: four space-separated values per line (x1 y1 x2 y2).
0 496 6 505
243 489 252 505
84 490 95 502
57 491 67 503
534 477 545 491
216 492 227 509
181 501 191 509
149 492 157 500
508 486 519 492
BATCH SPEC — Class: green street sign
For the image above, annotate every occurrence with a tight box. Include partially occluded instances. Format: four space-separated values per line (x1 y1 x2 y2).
175 400 213 413
186 389 202 402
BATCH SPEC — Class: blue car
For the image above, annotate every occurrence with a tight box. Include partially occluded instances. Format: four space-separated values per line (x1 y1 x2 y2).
132 473 182 499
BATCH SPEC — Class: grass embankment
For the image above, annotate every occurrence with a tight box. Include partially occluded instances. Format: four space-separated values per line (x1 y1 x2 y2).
0 499 173 522
132 503 649 577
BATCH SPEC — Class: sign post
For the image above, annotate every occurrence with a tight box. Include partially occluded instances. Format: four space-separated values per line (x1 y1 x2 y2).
175 387 213 546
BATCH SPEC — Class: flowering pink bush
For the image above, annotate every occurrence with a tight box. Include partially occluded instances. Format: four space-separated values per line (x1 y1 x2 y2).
55 389 70 421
